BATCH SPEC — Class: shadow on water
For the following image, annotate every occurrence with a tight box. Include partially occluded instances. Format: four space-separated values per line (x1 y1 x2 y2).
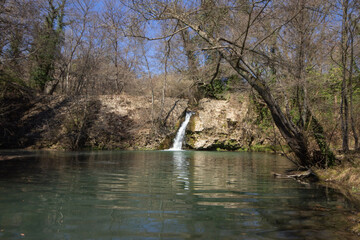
0 150 358 239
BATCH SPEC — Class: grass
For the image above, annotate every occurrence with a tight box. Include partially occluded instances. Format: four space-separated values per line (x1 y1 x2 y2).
315 157 360 195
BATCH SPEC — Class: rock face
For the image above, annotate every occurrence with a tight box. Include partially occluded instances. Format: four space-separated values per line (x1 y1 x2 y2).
5 94 188 150
1 92 276 151
186 95 273 151
92 95 188 150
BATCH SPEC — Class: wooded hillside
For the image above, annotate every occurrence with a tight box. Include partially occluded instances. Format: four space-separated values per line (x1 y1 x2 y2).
1 0 359 169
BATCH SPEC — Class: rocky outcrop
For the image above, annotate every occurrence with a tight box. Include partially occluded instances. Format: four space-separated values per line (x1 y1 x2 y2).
92 95 188 150
3 94 188 150
1 92 278 151
186 95 277 151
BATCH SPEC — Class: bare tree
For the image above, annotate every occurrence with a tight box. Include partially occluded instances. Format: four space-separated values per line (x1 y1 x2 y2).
102 0 127 93
339 0 359 151
340 0 350 153
122 0 338 168
59 0 92 94
1 0 41 82
348 7 359 151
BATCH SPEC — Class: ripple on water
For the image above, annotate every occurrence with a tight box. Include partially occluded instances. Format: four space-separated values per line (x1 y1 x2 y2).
0 150 358 240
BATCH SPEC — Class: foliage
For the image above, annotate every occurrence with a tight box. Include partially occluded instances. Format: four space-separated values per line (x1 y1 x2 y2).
30 0 65 92
199 75 244 99
199 78 227 99
249 94 273 130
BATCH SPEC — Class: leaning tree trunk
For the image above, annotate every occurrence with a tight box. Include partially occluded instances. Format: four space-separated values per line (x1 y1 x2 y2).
234 71 312 168
174 18 315 168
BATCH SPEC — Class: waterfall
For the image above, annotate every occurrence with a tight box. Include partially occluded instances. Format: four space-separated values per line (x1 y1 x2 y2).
169 112 194 150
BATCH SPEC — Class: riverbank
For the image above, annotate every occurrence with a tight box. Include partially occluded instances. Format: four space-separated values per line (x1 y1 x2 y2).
314 153 360 235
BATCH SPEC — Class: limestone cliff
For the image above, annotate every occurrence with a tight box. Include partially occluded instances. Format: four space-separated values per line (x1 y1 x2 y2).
3 94 188 150
186 95 278 151
1 92 277 151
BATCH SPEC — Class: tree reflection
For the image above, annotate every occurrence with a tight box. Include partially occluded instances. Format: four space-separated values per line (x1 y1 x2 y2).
0 150 357 239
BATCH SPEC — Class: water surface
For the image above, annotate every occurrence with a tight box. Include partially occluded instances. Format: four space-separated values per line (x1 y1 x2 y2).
0 150 357 239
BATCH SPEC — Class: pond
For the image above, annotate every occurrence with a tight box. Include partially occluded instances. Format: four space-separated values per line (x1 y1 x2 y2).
0 150 358 239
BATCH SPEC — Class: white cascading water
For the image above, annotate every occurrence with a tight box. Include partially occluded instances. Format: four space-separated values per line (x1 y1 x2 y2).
169 112 194 150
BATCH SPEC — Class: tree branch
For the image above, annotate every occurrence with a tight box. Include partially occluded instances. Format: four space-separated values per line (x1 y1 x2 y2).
125 26 189 41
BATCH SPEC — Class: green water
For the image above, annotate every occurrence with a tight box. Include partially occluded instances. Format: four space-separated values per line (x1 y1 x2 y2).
0 150 357 239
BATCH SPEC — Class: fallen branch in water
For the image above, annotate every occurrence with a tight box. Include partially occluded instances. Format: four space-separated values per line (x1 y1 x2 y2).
272 170 319 182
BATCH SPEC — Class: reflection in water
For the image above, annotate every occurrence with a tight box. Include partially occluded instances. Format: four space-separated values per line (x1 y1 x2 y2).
172 151 190 190
0 150 358 240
